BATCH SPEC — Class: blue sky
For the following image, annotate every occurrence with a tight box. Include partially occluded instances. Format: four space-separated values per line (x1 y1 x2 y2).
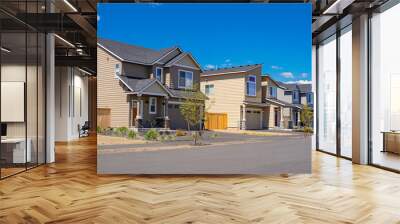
98 3 311 83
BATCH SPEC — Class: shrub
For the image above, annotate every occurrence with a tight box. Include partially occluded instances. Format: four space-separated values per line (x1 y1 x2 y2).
303 127 313 134
127 130 137 139
115 127 129 137
167 135 175 141
144 129 159 141
96 126 103 133
176 130 186 136
210 133 218 139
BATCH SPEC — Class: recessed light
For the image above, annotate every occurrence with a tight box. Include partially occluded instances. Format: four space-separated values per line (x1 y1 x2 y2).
63 0 78 12
1 47 11 53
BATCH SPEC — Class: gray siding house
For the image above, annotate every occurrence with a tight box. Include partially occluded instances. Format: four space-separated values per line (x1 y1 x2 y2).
97 38 206 130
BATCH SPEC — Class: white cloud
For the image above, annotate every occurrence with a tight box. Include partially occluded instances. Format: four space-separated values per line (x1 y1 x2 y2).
204 64 216 70
224 59 231 63
285 80 312 84
97 15 100 22
271 65 283 70
280 72 294 79
300 72 309 78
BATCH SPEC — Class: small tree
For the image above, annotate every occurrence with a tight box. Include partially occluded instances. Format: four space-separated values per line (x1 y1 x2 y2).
300 105 313 136
180 85 206 145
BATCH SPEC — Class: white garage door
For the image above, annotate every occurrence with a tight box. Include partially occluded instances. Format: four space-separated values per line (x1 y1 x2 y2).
246 110 261 130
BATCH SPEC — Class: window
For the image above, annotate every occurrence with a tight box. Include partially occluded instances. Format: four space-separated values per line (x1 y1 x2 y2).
246 75 256 96
269 86 277 98
115 63 121 78
205 84 214 96
284 90 292 95
155 67 163 83
293 91 299 103
306 92 313 105
178 70 193 89
317 34 337 154
149 97 157 114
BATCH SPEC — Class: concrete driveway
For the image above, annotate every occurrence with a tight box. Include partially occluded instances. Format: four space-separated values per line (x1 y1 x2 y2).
98 131 311 175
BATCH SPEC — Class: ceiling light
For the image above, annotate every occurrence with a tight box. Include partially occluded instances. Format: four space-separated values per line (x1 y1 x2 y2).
63 0 78 12
1 47 11 53
54 34 75 48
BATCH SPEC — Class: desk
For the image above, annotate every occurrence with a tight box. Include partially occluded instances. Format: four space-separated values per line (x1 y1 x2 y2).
1 138 31 163
382 131 400 154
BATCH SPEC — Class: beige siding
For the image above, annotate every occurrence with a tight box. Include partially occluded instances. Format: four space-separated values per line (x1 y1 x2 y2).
97 47 129 127
201 76 245 128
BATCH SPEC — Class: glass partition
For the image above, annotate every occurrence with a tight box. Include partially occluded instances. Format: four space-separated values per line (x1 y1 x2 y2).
339 26 352 158
317 35 337 154
370 3 400 171
0 2 46 179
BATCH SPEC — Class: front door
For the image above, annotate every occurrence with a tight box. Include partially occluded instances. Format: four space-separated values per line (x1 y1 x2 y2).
274 108 279 127
131 102 137 127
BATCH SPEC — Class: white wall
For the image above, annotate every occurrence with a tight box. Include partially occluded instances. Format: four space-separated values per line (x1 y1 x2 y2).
55 67 89 141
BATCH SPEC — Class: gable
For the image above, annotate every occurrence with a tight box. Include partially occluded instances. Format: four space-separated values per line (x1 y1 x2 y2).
175 54 201 70
158 48 181 64
140 81 170 96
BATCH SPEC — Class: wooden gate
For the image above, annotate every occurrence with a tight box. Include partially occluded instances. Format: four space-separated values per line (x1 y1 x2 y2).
205 113 227 130
97 108 111 128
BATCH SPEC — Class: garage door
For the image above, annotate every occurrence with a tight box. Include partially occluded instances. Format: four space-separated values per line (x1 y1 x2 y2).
205 113 227 130
246 110 261 130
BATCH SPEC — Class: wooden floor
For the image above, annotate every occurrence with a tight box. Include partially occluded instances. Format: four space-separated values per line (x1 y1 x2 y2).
1 135 400 223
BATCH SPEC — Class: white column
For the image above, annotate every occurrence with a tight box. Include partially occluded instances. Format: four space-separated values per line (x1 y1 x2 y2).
46 33 55 163
352 14 369 164
242 104 246 130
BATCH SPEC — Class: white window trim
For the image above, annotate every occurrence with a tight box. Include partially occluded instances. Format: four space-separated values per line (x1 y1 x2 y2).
178 69 194 89
205 84 214 96
115 63 121 79
155 67 163 83
246 75 257 97
149 97 157 114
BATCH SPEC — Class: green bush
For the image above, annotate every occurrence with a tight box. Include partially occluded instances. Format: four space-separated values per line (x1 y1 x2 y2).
303 127 313 134
210 133 218 139
175 129 187 136
96 126 103 133
167 135 175 141
127 130 137 139
144 129 159 141
115 127 129 137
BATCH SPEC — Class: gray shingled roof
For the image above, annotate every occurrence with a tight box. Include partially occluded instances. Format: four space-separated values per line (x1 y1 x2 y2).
276 81 312 93
119 76 154 92
298 84 312 93
201 64 261 76
265 98 302 109
98 38 176 64
119 76 207 100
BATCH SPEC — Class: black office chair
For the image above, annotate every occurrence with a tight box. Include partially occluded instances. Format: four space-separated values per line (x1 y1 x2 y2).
79 121 90 138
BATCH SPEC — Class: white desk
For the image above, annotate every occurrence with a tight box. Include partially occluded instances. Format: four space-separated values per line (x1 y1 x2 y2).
1 138 31 163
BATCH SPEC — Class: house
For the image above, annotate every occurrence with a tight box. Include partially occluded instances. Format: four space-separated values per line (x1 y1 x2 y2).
97 39 206 130
200 64 269 130
261 75 313 129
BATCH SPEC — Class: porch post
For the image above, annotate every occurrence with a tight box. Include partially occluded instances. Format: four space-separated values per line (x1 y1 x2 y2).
135 95 142 128
163 96 170 129
241 104 246 130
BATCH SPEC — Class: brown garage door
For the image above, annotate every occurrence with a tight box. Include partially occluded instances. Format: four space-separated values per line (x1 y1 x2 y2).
97 108 111 128
246 110 261 130
205 113 227 130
